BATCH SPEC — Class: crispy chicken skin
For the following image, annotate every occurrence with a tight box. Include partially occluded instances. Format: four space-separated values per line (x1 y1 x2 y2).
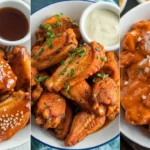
101 52 120 85
36 15 81 45
36 92 66 129
92 77 118 117
0 57 17 94
0 90 30 142
55 103 72 139
61 80 92 111
31 84 43 106
7 46 30 90
32 29 78 71
45 41 106 92
65 111 106 146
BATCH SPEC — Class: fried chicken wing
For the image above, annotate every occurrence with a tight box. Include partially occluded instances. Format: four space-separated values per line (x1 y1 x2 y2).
0 90 30 142
0 57 17 94
36 92 66 129
61 80 92 111
45 41 106 92
65 111 105 146
100 52 119 85
36 15 81 45
31 84 43 106
55 103 72 139
31 67 38 87
92 77 118 117
7 46 30 91
32 29 78 71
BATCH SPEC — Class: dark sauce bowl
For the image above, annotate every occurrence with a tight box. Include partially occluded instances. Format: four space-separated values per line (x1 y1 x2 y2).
0 0 30 46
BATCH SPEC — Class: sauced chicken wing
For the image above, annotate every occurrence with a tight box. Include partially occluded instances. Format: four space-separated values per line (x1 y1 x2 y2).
32 29 78 71
36 15 81 45
123 21 150 56
7 46 30 91
61 80 92 111
65 111 105 146
0 57 17 94
92 77 118 117
31 84 43 106
55 103 72 139
45 41 106 92
36 92 66 129
100 52 119 85
0 90 30 142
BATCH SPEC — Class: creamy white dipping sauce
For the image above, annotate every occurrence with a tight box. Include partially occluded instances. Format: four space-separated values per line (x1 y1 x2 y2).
85 9 119 47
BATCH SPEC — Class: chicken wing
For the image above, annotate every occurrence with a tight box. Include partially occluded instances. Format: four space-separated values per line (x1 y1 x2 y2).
45 41 106 92
65 111 106 146
0 90 30 142
92 77 118 117
55 103 72 139
7 46 30 91
0 57 17 94
36 92 66 129
31 67 38 87
61 80 92 111
32 28 78 71
36 15 81 45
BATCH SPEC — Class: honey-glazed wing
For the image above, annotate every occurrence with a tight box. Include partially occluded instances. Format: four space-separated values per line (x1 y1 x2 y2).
7 46 30 91
0 90 30 142
36 15 81 45
55 103 72 139
0 57 17 94
36 92 66 129
65 111 105 146
32 28 78 71
92 77 118 117
61 80 92 111
45 41 106 92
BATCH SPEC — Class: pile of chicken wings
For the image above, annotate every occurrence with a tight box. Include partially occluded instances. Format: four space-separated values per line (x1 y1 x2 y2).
31 14 120 146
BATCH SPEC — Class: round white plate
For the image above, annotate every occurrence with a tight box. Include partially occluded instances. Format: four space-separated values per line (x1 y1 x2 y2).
120 0 127 13
31 1 119 149
0 1 30 149
120 2 150 148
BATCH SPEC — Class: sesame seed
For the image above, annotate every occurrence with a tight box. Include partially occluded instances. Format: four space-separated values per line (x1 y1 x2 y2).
142 95 147 100
124 81 129 85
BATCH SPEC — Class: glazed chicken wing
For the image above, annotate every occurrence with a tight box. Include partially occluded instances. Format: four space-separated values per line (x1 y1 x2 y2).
36 15 81 45
7 46 30 91
45 41 106 92
61 80 92 111
36 92 66 129
32 29 78 71
65 111 106 146
55 103 72 139
92 77 118 117
0 57 17 94
0 90 30 142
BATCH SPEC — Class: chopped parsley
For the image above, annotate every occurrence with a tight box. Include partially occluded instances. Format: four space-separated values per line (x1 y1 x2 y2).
70 69 75 77
35 76 49 83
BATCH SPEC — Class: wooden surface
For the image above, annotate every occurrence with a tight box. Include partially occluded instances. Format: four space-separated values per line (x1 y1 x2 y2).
120 0 149 150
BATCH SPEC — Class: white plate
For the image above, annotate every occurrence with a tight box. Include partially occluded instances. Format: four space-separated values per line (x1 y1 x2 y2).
120 0 127 13
120 2 150 148
0 1 30 149
31 1 119 149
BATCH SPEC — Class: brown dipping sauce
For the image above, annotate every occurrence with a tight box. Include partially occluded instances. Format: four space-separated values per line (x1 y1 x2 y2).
0 7 29 41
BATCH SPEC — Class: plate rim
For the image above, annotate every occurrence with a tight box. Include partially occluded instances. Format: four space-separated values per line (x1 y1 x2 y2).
120 1 150 148
31 0 119 149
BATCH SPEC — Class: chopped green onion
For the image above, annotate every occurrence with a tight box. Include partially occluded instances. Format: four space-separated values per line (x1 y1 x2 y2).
60 68 67 75
78 49 86 57
93 93 97 98
70 69 75 77
93 77 98 83
60 60 65 65
35 76 49 83
101 57 107 62
97 73 109 79
55 13 63 18
95 47 100 51
72 21 79 27
64 83 70 92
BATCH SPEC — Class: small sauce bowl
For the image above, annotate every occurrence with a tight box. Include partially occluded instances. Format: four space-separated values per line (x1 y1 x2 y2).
0 0 30 46
80 2 120 51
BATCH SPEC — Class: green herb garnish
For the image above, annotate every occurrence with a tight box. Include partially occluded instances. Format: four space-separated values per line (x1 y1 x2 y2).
35 76 49 83
72 21 79 27
60 60 65 65
101 57 107 62
78 49 86 57
93 77 98 83
55 13 63 18
93 93 97 98
95 47 100 51
97 73 109 79
44 102 51 109
38 48 44 55
64 82 70 92
60 68 67 75
135 67 144 75
70 69 75 77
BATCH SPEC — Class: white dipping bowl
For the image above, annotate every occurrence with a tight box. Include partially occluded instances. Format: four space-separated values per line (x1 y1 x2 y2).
80 2 120 51
0 0 30 46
